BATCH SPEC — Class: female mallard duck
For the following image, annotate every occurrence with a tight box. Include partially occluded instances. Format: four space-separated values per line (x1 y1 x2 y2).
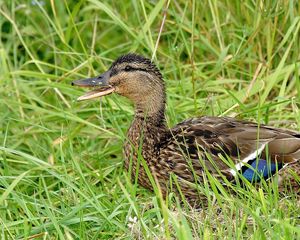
72 53 300 202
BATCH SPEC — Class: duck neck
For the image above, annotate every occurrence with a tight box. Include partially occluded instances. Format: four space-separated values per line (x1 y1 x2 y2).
133 100 167 138
123 78 167 189
134 102 166 127
125 94 167 159
123 106 167 189
133 83 167 129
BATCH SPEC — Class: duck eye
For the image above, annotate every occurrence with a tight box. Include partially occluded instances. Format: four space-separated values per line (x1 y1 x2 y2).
124 65 133 71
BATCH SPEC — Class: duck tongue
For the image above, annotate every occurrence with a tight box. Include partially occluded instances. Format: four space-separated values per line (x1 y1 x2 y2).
76 87 115 101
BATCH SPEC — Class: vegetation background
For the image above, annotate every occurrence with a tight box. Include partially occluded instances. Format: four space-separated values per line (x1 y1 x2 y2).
0 0 299 239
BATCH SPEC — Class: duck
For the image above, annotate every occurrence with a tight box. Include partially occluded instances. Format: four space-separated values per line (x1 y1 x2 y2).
72 53 300 203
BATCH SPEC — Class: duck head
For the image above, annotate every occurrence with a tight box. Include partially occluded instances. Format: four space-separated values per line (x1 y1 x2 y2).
72 53 166 117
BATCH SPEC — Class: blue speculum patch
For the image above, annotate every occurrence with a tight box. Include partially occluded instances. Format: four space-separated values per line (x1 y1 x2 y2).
241 159 283 181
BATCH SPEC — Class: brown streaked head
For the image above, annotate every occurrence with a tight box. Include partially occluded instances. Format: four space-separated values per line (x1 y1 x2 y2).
72 53 165 116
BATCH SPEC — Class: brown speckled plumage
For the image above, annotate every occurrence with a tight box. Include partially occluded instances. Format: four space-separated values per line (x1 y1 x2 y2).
72 53 300 203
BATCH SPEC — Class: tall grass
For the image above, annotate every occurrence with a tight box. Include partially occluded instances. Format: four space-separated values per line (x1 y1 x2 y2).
0 0 299 239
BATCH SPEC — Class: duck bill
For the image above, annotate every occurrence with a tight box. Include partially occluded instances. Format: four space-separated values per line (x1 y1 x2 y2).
71 70 115 101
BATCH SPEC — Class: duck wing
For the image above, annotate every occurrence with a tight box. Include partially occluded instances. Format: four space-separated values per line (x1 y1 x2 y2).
158 116 300 182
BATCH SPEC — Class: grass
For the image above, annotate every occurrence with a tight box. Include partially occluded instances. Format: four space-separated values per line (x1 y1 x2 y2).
0 0 300 239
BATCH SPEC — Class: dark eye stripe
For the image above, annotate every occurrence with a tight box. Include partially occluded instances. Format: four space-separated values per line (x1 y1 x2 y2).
125 65 133 71
110 68 119 77
124 66 147 72
110 66 148 77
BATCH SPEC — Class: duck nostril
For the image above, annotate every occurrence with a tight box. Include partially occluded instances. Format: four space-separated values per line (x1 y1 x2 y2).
71 82 74 86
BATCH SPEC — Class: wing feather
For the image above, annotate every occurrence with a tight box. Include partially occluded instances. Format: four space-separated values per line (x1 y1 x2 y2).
158 116 300 182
